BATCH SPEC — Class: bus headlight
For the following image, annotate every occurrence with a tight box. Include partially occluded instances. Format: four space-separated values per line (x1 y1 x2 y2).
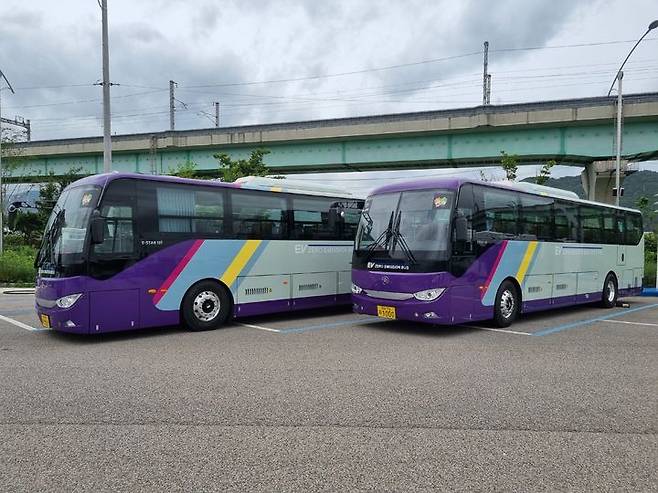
412 288 445 301
56 293 82 308
351 283 363 294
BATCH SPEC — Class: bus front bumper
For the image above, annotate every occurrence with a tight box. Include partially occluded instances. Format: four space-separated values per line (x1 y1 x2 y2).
35 278 90 334
352 292 453 325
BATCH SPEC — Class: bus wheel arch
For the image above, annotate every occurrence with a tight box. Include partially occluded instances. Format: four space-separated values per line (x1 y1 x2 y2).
180 278 234 331
601 272 618 308
493 277 521 328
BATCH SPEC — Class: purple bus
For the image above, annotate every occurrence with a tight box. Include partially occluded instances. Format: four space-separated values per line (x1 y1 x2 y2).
351 178 644 327
35 173 363 334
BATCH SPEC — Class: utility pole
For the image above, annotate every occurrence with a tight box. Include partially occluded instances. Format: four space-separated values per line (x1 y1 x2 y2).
482 41 490 105
0 68 16 255
100 0 112 172
169 80 176 131
614 71 623 206
214 101 220 128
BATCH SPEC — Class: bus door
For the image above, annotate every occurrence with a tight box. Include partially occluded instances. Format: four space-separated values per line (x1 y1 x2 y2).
88 180 140 333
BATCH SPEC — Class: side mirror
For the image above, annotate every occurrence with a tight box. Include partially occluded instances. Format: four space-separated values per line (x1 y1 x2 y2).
90 210 105 244
455 215 468 242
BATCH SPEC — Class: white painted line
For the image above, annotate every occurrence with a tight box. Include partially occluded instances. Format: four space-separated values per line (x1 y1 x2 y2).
602 319 658 328
462 324 532 336
235 322 283 333
0 314 47 332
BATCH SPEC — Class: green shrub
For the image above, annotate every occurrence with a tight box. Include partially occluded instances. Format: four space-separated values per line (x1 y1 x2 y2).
645 252 657 288
0 247 37 284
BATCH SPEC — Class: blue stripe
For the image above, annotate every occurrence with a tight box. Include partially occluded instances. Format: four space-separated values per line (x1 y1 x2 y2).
279 317 388 334
533 303 658 336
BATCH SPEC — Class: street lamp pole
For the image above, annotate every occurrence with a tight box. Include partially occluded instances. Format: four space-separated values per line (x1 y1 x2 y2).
0 69 16 256
606 20 658 206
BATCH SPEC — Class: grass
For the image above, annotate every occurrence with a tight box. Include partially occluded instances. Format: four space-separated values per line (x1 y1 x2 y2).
0 246 37 285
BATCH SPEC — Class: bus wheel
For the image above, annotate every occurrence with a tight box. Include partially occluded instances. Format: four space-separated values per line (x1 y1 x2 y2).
601 273 618 309
494 280 519 328
182 281 231 331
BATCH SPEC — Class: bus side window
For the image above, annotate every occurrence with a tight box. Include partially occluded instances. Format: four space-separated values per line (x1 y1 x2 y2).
292 197 338 240
626 212 643 245
230 191 286 239
554 200 578 242
602 209 617 244
482 188 519 236
580 206 603 243
519 194 553 241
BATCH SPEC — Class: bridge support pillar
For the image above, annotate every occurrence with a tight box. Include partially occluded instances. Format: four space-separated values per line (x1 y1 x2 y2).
581 160 631 204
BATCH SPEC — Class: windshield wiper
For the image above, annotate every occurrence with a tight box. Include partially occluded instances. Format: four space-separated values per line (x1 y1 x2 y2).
36 209 65 269
391 211 418 265
364 211 395 260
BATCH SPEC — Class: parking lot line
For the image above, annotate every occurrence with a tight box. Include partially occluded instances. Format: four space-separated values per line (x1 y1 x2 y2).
533 303 658 336
462 325 532 336
277 317 388 334
236 322 285 333
0 314 47 332
602 319 658 328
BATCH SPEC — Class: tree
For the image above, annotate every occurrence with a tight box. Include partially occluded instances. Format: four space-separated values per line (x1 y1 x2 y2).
214 149 271 182
500 151 519 181
535 159 556 185
636 196 657 232
170 159 199 179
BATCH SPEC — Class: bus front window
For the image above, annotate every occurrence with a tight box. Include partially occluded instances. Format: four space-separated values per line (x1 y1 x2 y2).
36 185 100 277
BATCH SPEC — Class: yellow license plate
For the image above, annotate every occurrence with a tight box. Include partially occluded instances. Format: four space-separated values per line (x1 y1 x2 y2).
40 314 51 329
377 305 396 319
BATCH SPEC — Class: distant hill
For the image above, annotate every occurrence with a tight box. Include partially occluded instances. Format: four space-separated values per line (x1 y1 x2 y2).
522 170 658 230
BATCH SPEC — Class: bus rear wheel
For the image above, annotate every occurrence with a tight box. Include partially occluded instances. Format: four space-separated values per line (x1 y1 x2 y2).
601 273 618 309
182 281 231 331
494 280 520 328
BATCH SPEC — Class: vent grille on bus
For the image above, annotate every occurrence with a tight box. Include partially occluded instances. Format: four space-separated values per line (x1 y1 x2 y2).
244 287 272 296
555 284 568 291
528 286 542 293
299 283 320 291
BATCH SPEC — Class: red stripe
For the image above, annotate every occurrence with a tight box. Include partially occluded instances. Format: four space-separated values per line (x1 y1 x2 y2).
481 240 508 299
153 240 204 305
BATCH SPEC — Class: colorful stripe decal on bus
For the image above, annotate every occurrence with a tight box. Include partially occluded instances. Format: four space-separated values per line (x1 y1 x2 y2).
515 241 538 285
481 240 508 299
153 239 204 305
480 240 540 306
220 240 262 289
155 240 252 310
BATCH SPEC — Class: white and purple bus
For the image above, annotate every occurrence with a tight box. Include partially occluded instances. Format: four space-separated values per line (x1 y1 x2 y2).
351 178 644 327
35 173 363 334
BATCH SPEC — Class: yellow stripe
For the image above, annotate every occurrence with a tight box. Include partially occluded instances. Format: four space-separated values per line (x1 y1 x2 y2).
270 186 282 192
220 240 262 288
515 241 538 285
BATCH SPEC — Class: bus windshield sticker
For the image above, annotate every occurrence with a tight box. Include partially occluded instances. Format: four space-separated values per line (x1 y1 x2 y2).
81 192 93 207
433 195 449 208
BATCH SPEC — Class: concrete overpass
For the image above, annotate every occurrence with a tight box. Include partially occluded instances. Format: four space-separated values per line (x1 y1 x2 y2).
9 93 658 182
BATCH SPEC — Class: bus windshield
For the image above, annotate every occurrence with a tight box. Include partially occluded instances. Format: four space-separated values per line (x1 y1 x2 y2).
36 185 101 276
356 189 455 261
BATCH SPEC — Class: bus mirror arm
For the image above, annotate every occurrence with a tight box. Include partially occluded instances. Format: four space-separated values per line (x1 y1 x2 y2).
90 211 105 245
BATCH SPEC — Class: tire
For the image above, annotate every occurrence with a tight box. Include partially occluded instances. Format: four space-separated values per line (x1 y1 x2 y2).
181 280 232 331
601 273 618 309
493 280 520 328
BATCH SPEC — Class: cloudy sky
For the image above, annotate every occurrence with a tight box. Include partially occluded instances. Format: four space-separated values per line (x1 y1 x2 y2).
1 0 657 190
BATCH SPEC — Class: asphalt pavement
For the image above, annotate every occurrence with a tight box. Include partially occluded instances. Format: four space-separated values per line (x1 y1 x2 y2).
0 292 656 491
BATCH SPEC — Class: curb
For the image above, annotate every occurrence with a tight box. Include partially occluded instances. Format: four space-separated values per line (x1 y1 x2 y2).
0 288 35 295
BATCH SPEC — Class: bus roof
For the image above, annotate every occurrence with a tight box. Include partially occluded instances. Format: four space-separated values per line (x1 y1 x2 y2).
68 172 364 200
369 177 642 213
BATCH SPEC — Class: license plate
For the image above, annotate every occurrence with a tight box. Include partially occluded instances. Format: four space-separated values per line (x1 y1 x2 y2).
377 305 396 319
40 314 51 329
